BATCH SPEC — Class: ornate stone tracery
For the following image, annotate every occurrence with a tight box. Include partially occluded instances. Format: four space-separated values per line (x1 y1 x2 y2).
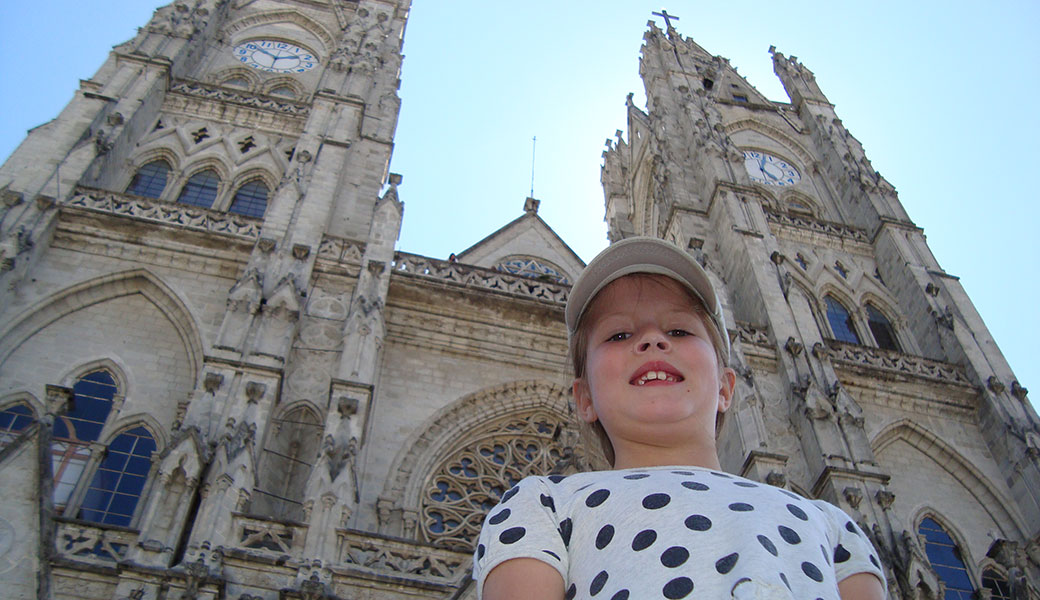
419 409 569 549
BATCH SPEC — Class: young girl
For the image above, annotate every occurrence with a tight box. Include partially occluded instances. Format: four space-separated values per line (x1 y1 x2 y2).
473 237 886 600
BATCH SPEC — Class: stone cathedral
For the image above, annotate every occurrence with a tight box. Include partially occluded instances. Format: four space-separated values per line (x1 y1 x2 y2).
0 1 1036 598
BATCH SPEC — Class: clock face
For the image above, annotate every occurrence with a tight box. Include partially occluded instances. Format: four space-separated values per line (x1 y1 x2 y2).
233 40 318 74
743 150 801 186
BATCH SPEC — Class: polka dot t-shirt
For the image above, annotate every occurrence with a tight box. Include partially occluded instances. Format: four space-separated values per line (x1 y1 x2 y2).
473 466 885 599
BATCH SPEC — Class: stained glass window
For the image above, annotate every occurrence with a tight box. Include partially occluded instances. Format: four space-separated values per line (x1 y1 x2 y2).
918 517 976 600
0 403 36 449
981 568 1012 600
825 296 860 344
495 257 569 285
866 304 900 352
126 160 171 199
176 169 220 209
53 370 117 509
228 180 269 218
78 426 156 526
269 85 295 99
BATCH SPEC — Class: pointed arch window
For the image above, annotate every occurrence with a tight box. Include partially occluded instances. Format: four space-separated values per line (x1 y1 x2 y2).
269 85 296 99
0 402 37 449
866 304 900 352
228 179 269 218
223 76 250 89
78 426 156 526
252 406 323 521
176 169 220 209
126 160 171 199
825 295 861 344
918 517 976 599
53 370 117 509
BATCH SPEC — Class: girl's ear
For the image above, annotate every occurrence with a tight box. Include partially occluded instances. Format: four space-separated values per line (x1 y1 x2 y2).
572 378 598 423
717 367 737 413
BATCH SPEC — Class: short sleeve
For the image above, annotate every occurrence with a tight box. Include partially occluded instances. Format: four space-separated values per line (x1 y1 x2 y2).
473 476 568 598
814 500 887 592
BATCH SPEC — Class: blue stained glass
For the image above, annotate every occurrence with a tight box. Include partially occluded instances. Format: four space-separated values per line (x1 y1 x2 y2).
228 179 268 218
126 160 170 199
0 403 37 447
825 296 861 344
177 169 220 209
918 517 976 599
77 426 156 526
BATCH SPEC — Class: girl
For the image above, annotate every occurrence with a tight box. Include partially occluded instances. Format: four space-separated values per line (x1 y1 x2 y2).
474 237 886 600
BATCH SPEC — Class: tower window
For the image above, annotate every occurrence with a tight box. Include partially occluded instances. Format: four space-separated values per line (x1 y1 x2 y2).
732 94 749 103
824 296 860 344
223 76 249 89
126 160 171 199
981 568 1012 599
176 169 220 209
53 370 117 509
866 304 900 352
702 78 714 91
917 517 976 599
228 179 269 219
269 85 296 99
77 426 156 527
0 403 37 449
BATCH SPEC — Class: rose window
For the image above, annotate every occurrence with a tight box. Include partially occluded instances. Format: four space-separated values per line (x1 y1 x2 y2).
495 257 570 285
420 410 570 549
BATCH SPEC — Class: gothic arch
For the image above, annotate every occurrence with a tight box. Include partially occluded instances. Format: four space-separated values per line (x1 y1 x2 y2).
381 380 572 516
873 420 1027 539
104 414 168 452
123 149 180 199
780 190 819 216
60 358 131 400
912 508 982 589
229 167 277 194
261 76 305 99
212 66 262 91
0 391 43 419
223 10 336 57
0 269 204 379
726 118 815 167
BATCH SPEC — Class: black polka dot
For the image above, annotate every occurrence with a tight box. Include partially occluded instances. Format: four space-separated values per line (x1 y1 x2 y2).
590 570 609 596
540 494 555 512
565 583 576 600
624 473 650 479
780 572 791 590
548 475 566 483
845 520 857 534
610 591 629 600
870 554 880 568
734 481 758 488
642 493 671 509
820 545 831 566
586 489 611 507
477 544 485 559
778 525 801 544
596 524 615 549
671 470 695 475
802 561 824 582
729 502 754 512
661 546 690 568
758 534 778 556
684 514 712 531
632 529 657 551
488 509 510 525
499 527 526 544
500 487 519 503
780 489 800 500
834 544 851 563
787 504 808 520
663 577 694 598
710 472 733 478
681 481 709 491
715 552 739 574
543 550 560 560
559 518 573 546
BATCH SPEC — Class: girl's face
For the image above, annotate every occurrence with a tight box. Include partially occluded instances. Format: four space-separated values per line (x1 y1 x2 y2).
572 275 733 464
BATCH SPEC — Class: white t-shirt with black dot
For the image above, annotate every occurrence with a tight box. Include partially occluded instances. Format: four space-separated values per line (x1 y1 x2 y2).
474 466 885 599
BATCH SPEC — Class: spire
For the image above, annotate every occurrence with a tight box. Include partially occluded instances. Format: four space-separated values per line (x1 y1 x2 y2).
769 45 829 106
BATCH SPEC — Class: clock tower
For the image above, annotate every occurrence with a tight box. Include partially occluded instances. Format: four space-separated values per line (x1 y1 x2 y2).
602 21 1039 597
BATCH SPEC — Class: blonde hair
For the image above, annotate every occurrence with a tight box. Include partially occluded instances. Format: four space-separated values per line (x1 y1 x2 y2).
568 274 730 468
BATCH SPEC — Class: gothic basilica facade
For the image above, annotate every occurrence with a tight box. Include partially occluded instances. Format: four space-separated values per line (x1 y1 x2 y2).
0 1 1036 599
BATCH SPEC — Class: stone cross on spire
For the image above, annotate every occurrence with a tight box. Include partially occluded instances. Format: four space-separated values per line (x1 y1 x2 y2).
652 9 680 31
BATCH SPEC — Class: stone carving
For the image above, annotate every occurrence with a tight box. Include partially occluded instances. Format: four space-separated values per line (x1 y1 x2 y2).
56 520 134 563
392 252 569 305
316 236 365 265
827 341 971 385
170 80 310 116
735 321 771 347
420 411 570 550
66 188 262 239
763 208 870 243
236 515 302 555
337 530 469 583
1010 380 1029 401
843 486 863 510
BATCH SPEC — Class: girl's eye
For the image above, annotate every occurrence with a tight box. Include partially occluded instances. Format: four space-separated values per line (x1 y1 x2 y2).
668 329 691 337
606 332 630 342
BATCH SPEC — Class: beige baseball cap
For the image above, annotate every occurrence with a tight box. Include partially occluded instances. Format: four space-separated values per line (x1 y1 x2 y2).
565 236 729 360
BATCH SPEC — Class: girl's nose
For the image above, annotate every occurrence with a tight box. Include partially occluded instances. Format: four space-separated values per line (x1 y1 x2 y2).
636 330 671 352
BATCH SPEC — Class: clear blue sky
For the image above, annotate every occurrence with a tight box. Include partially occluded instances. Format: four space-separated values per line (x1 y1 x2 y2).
1 1 1037 402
